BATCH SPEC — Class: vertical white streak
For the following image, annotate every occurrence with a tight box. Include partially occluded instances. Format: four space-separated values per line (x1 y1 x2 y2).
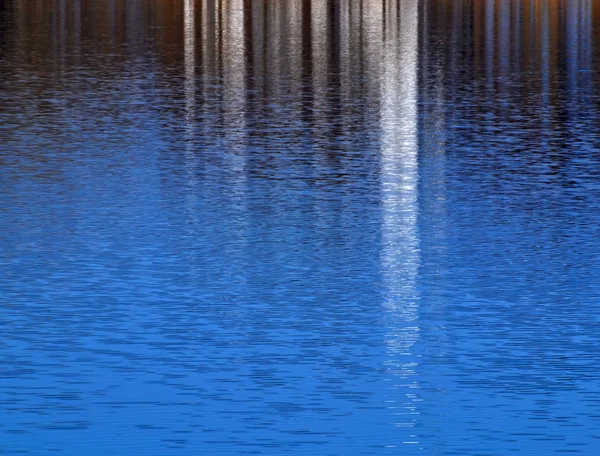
263 2 281 98
184 0 197 193
223 0 246 173
184 0 196 148
380 0 420 431
286 0 303 85
222 0 248 286
312 0 328 124
339 0 351 118
285 0 303 171
311 0 329 178
183 0 199 285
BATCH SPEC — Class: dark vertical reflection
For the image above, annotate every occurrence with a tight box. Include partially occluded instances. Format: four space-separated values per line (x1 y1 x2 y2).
485 0 495 88
0 0 12 63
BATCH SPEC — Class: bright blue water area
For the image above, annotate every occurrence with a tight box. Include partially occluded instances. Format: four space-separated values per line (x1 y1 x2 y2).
2 1 600 454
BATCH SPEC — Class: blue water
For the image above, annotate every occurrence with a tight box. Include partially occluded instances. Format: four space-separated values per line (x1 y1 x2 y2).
2 0 600 454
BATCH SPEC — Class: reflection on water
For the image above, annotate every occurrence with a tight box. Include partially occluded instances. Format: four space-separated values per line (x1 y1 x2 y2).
2 1 600 455
379 0 421 436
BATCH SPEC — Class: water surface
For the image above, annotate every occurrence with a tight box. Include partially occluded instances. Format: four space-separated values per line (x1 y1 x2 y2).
2 1 600 454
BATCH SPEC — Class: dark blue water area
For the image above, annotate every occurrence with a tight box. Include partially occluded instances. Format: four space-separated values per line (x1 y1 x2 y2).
2 1 600 455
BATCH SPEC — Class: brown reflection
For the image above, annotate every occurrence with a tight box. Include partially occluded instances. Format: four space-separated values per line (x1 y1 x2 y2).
2 0 597 291
1 0 597 251
4 0 595 124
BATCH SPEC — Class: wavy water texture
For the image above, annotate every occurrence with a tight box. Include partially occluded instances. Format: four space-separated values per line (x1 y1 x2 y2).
1 1 600 455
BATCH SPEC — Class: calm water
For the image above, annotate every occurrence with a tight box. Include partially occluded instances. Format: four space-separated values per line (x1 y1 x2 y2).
2 0 600 454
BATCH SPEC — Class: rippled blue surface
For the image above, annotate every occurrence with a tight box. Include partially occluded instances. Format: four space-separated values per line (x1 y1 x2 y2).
2 0 600 454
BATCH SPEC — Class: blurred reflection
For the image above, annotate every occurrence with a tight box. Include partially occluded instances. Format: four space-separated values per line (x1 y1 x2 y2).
183 0 198 263
2 1 600 455
379 0 421 437
222 0 246 166
222 0 249 290
184 0 195 149
2 0 594 135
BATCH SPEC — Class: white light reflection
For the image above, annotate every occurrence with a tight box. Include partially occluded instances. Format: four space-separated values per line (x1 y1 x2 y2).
222 0 248 291
262 2 282 98
286 0 303 86
339 0 351 128
183 0 199 286
380 0 421 434
311 0 328 158
221 0 248 247
184 0 196 149
183 0 197 194
223 0 246 175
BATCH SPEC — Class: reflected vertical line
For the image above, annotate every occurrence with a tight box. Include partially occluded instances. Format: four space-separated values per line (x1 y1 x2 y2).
109 0 116 44
223 0 248 288
312 0 328 129
15 0 25 71
498 0 509 75
300 0 312 140
339 0 351 135
583 0 593 85
184 0 197 191
183 0 199 284
451 0 463 86
328 0 341 80
380 0 420 433
285 0 303 154
286 0 303 87
512 0 521 70
362 0 383 106
566 0 579 92
528 0 535 71
267 1 283 98
540 1 550 102
200 0 212 143
126 0 138 53
201 0 211 79
184 0 196 164
348 0 361 95
59 0 66 71
73 0 81 64
485 0 494 88
184 0 196 143
223 0 246 179
216 0 223 80
252 1 264 95
311 0 328 172
538 1 552 167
